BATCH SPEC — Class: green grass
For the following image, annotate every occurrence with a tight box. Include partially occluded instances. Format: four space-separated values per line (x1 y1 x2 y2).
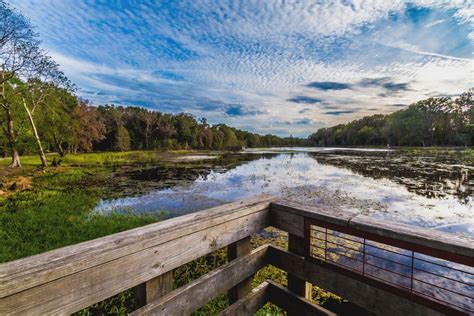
0 151 165 168
465 148 474 162
61 151 162 166
0 167 163 263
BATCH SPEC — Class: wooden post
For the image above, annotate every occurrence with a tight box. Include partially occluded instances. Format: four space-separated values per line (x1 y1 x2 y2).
227 236 252 303
146 271 174 302
287 234 312 305
133 271 174 308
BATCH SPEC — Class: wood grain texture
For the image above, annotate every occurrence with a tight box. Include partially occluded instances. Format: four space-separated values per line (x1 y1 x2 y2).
349 215 474 264
131 245 269 316
269 208 304 237
271 199 356 227
287 234 312 302
219 282 269 316
267 280 336 316
227 236 252 304
0 202 271 314
2 196 471 315
267 245 443 316
0 195 275 299
146 271 174 303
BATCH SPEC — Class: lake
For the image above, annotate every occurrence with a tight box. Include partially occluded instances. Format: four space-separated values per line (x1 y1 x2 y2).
95 147 473 238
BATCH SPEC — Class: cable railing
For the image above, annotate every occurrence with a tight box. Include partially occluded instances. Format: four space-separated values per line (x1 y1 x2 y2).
307 219 474 315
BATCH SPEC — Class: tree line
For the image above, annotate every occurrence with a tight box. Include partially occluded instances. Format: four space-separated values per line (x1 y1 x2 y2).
93 105 307 152
309 91 474 147
0 2 306 168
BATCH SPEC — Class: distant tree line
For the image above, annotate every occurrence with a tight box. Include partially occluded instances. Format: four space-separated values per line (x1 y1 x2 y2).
92 105 307 152
309 91 474 147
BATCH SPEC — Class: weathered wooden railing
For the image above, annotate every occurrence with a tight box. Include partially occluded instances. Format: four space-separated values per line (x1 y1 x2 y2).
1 196 473 315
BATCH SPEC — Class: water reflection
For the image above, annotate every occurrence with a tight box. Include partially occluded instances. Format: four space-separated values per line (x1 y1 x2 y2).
310 150 473 204
102 153 270 198
94 149 473 237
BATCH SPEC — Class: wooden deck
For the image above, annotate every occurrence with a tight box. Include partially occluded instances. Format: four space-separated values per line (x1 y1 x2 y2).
0 195 472 315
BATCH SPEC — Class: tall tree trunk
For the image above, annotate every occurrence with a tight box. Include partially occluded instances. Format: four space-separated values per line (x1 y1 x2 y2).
52 134 65 157
1 74 21 168
22 97 47 168
11 149 21 168
5 108 21 168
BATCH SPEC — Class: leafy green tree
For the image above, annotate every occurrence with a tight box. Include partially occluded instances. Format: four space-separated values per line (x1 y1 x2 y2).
155 113 176 148
175 113 198 149
0 1 55 167
114 125 131 152
309 91 473 147
37 86 77 156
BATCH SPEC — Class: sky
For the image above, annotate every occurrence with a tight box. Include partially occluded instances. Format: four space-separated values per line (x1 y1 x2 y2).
10 0 474 137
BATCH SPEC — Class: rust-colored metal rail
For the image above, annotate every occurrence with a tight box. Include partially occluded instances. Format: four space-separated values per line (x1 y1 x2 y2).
305 218 474 315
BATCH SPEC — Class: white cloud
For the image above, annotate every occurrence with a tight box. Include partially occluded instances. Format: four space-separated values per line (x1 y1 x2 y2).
10 0 474 136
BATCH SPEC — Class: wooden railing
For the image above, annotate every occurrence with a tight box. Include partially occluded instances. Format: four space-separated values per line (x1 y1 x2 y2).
0 196 472 315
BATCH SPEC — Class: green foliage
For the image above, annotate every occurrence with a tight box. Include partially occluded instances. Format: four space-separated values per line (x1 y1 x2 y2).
310 90 474 147
114 125 131 152
93 104 308 153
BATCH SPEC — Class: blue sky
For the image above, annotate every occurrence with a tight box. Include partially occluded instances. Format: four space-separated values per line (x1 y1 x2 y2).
11 0 474 137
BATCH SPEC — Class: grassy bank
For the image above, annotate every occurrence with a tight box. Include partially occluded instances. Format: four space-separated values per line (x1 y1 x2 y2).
0 150 207 169
0 152 176 314
1 150 222 261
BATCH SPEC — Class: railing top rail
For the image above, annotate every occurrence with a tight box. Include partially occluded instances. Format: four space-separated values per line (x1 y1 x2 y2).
0 195 275 299
271 199 474 265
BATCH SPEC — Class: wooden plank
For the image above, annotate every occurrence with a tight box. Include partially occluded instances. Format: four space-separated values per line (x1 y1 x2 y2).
0 209 270 314
227 236 252 303
287 234 311 301
219 282 269 316
267 246 444 316
134 272 174 308
271 200 474 264
131 245 269 316
0 195 275 299
269 208 303 237
146 271 174 303
271 199 356 228
267 280 335 316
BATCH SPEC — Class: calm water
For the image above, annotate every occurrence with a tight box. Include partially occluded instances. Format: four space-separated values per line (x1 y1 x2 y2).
95 147 473 238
